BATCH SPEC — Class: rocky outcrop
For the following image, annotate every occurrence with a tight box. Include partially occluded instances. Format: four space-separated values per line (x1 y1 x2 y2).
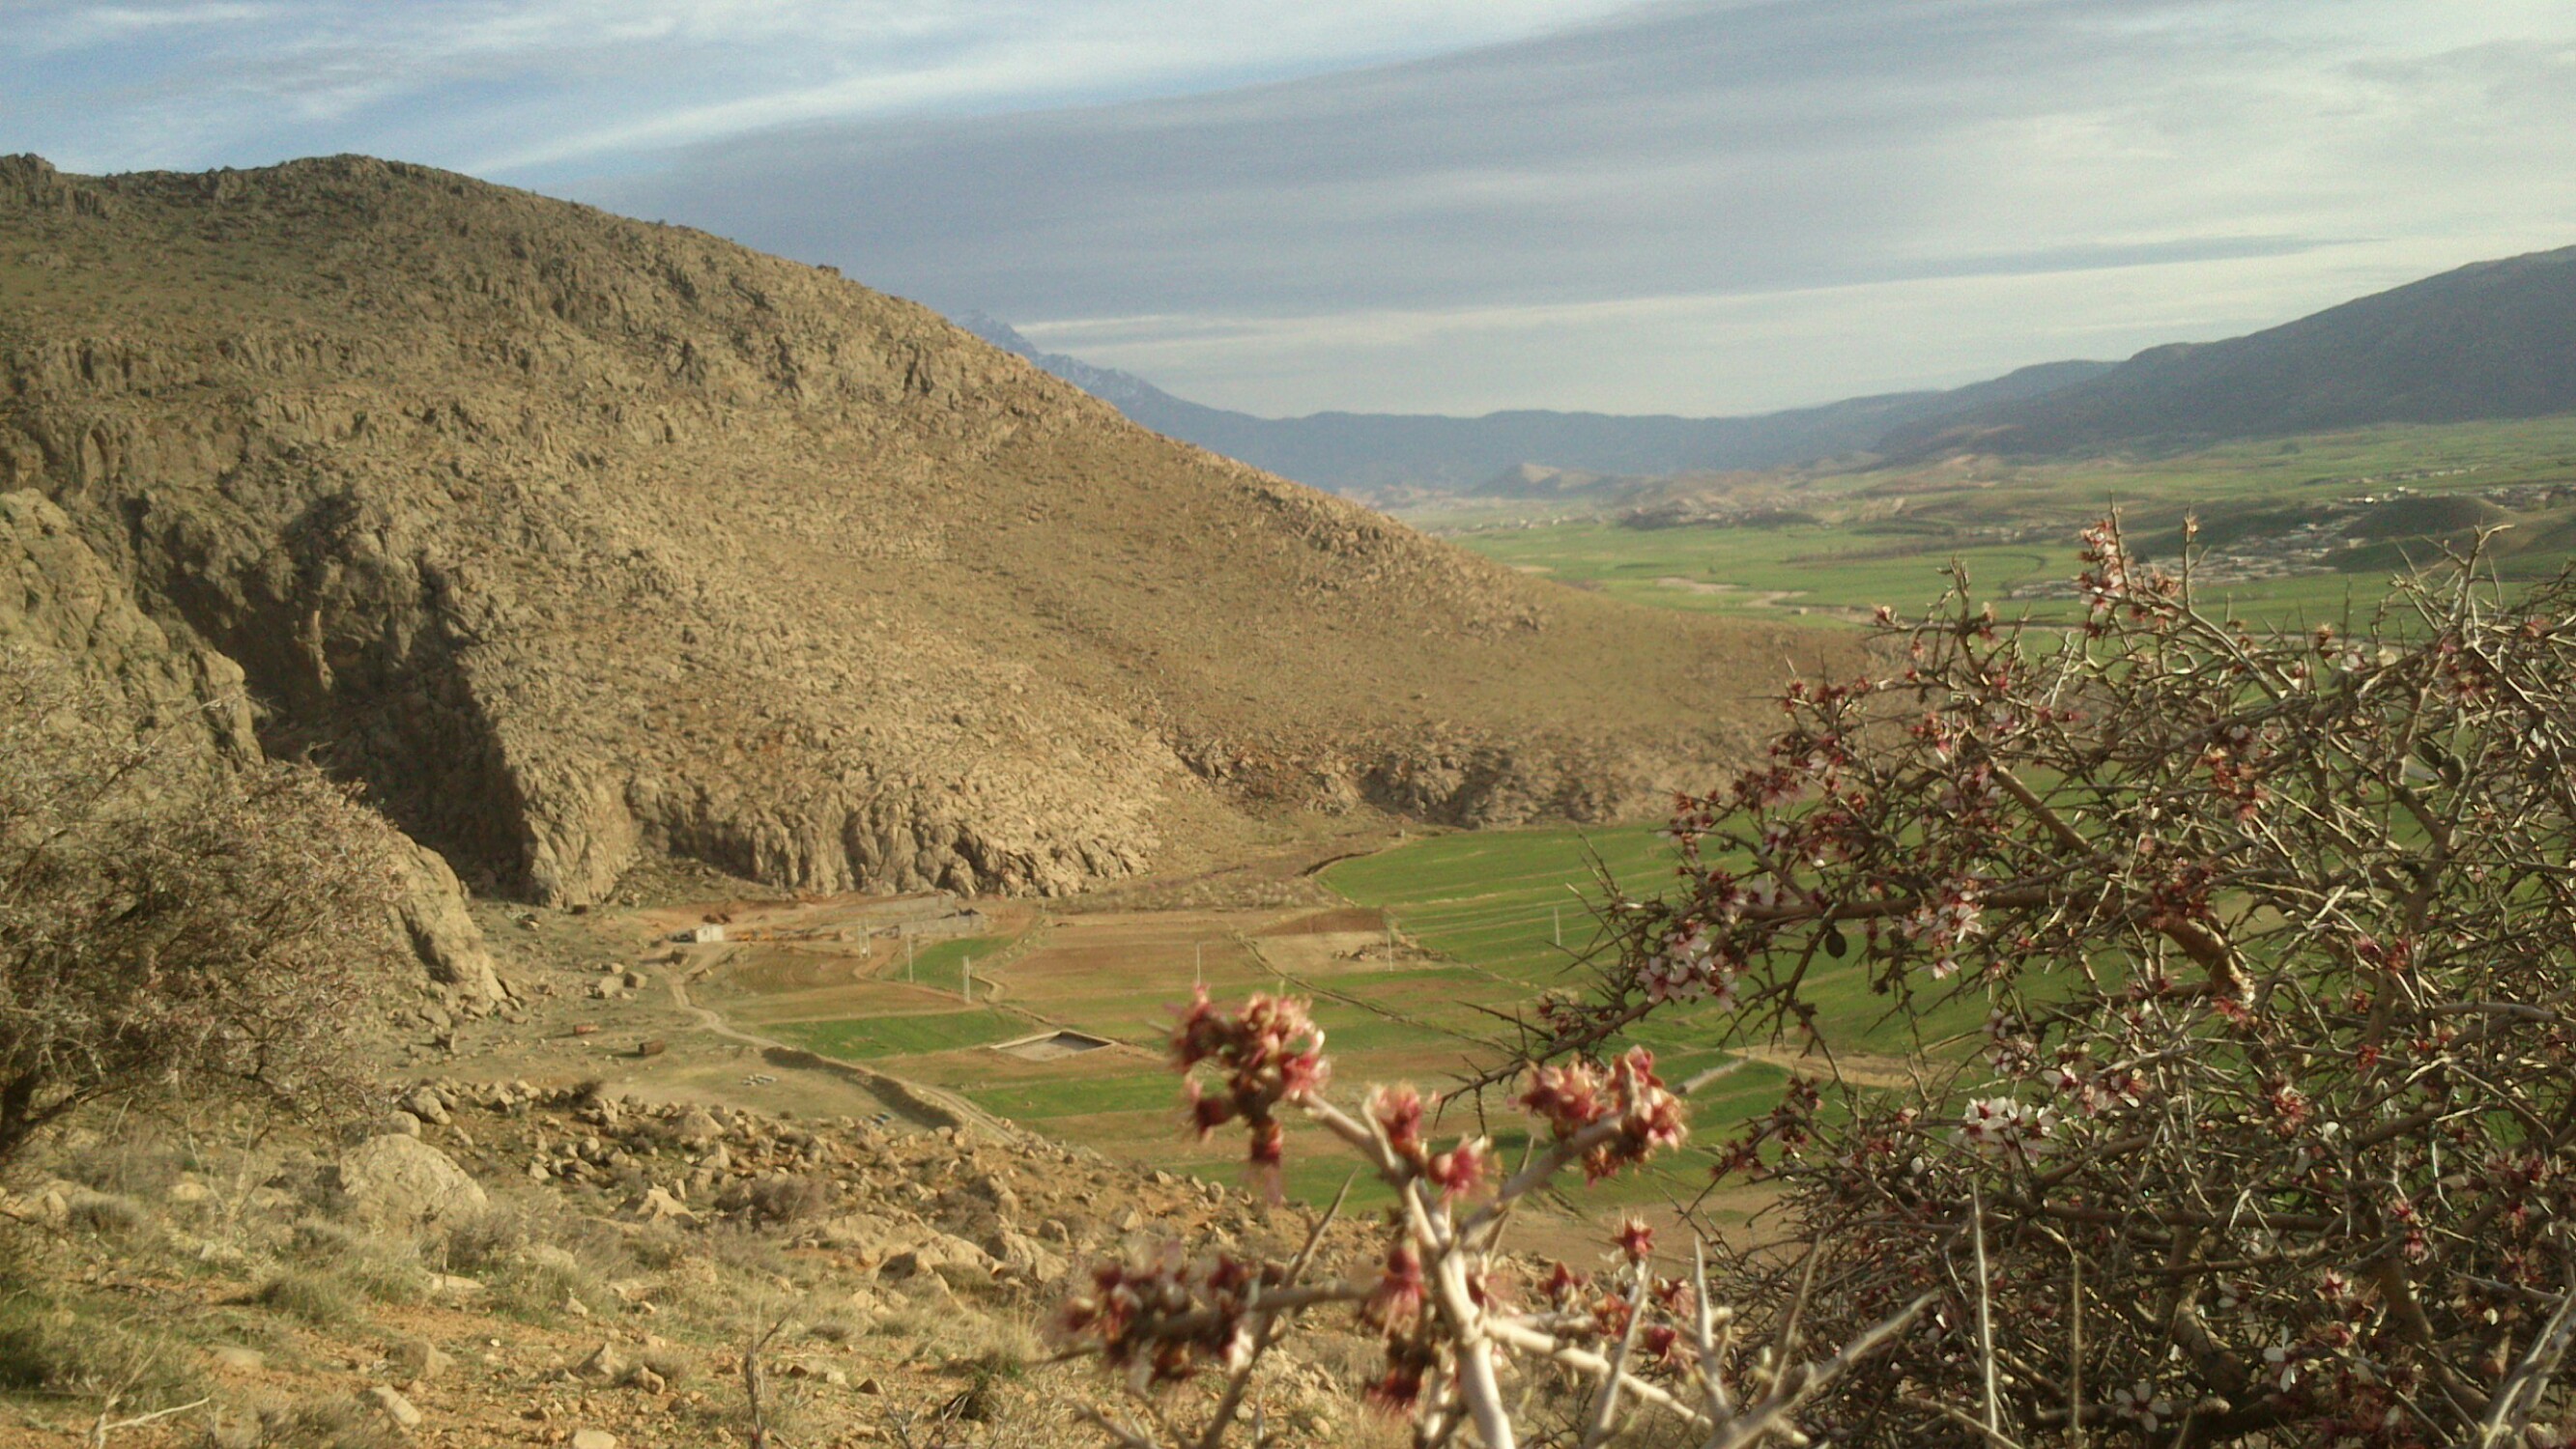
391 839 509 1006
0 488 508 1007
0 488 254 759
0 156 1831 906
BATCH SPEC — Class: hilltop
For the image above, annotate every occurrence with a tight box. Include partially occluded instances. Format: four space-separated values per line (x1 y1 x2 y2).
1882 243 2576 457
0 154 1834 908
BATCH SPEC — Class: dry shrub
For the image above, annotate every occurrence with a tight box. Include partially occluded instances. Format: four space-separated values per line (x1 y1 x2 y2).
435 1204 533 1276
64 1189 148 1238
806 1316 859 1343
489 1242 615 1323
0 1287 201 1405
280 1217 428 1306
258 1394 399 1449
253 1269 359 1326
0 647 410 1165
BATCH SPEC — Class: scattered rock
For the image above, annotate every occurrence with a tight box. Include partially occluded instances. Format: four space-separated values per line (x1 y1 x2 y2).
986 1229 1069 1284
575 1341 629 1381
402 1087 452 1125
630 1185 695 1223
331 1134 489 1228
877 1233 995 1288
361 1384 424 1430
392 1339 453 1382
208 1345 266 1375
570 1432 619 1449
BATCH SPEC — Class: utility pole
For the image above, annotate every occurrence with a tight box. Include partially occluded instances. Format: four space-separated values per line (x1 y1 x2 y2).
1553 905 1562 948
1194 943 1203 989
961 953 973 1005
904 927 915 983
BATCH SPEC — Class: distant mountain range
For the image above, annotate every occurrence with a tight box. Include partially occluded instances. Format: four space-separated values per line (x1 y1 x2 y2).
1881 243 2576 457
963 242 2576 494
954 311 2111 496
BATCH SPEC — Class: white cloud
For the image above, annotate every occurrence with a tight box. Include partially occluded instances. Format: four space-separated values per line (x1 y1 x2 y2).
15 3 280 52
587 0 2576 413
6 0 2571 416
1023 238 2521 415
0 1 1642 176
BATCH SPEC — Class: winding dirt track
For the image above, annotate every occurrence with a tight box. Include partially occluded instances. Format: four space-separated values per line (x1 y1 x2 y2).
659 961 1027 1140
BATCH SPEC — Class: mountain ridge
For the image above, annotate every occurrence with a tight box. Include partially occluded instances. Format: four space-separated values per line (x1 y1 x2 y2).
955 311 2112 494
0 153 1829 907
1880 243 2576 457
970 242 2576 487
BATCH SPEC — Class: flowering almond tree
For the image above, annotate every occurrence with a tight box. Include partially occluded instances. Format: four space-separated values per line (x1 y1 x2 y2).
1054 986 1931 1448
1574 523 2576 1446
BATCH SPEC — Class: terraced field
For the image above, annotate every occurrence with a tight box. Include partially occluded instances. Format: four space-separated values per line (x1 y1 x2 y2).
701 825 1960 1236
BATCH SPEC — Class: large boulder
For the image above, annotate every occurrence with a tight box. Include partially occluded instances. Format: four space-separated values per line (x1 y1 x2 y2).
390 839 509 1007
332 1134 489 1228
877 1232 996 1290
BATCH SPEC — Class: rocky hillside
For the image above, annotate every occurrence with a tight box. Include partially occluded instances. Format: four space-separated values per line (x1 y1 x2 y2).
0 1073 1383 1449
0 154 1832 907
0 488 505 1010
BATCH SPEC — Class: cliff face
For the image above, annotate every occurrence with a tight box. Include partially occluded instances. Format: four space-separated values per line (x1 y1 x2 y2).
0 488 504 1006
0 155 1824 905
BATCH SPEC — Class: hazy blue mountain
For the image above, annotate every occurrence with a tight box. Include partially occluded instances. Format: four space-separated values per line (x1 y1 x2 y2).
1878 243 2576 457
954 311 2110 494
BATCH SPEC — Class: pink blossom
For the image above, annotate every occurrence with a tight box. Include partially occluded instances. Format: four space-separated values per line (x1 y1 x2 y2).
1424 1137 1494 1202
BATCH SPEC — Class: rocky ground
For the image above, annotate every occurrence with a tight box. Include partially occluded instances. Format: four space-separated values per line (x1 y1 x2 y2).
0 1046 1399 1449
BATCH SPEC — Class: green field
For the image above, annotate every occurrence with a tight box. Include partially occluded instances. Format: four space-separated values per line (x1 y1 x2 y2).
770 1008 1021 1060
1321 825 1979 1060
750 421 2576 1203
1427 416 2576 629
889 933 1015 997
738 827 1844 1215
723 819 1984 1215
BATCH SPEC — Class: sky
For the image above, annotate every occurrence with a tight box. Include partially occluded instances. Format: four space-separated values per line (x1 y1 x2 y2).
7 0 2575 417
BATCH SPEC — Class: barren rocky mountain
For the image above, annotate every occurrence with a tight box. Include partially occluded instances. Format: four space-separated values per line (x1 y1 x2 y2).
0 154 1832 907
